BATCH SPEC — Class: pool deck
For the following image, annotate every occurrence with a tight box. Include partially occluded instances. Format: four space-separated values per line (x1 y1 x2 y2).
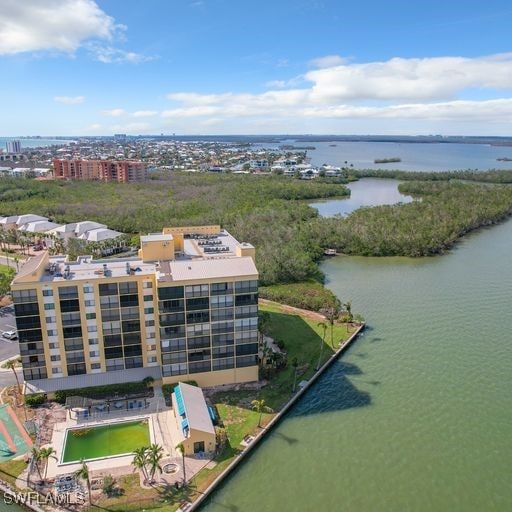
44 386 212 486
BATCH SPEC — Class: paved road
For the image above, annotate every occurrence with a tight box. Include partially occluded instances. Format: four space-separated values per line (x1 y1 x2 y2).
0 305 20 362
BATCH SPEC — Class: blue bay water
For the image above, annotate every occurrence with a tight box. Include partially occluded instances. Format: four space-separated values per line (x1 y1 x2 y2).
255 140 512 171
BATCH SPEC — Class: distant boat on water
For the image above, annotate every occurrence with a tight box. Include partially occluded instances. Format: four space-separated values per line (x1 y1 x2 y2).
324 248 337 256
374 157 401 164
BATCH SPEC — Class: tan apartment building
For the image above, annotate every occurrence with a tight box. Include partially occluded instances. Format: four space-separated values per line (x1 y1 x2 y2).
53 159 147 182
11 226 259 394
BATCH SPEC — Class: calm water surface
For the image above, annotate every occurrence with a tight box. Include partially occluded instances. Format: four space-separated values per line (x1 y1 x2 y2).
255 140 512 171
202 194 512 511
310 178 413 216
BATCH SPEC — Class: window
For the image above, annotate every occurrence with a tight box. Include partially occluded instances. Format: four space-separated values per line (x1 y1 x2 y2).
44 303 55 310
162 362 187 376
212 333 234 346
59 299 80 312
186 297 209 311
211 321 234 334
188 360 211 374
120 294 138 307
119 282 138 295
12 289 37 303
144 307 154 315
186 323 210 337
100 296 119 308
158 298 185 313
143 295 154 302
99 283 118 296
235 318 258 331
86 312 96 320
52 367 62 375
122 320 140 333
91 363 101 370
236 343 258 356
236 354 258 368
143 281 153 289
85 299 95 307
61 312 81 326
213 357 235 371
47 329 58 337
184 284 209 298
235 331 258 343
158 286 184 300
211 282 233 295
211 295 234 309
145 319 155 327
89 350 100 358
45 316 56 324
49 342 59 349
88 338 99 345
147 355 157 363
193 441 205 454
42 289 53 297
235 280 258 293
186 310 210 324
58 286 78 299
146 332 155 339
212 346 234 358
83 285 94 294
87 325 97 333
50 355 61 362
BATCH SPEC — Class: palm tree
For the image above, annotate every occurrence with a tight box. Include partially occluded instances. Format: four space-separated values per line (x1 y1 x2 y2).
40 446 57 481
291 357 299 393
132 447 150 483
322 306 339 348
251 399 273 428
30 447 43 481
74 459 92 505
344 301 354 326
2 358 21 393
147 443 164 483
316 322 328 371
176 443 187 485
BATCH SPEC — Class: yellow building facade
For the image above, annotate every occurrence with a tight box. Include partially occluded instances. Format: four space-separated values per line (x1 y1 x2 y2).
11 227 259 394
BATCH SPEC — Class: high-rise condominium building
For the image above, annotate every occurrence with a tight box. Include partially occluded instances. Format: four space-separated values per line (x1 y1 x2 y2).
52 159 147 182
6 140 21 153
11 226 259 395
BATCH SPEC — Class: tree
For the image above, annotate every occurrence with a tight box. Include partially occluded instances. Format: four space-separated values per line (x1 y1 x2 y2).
132 447 150 483
251 399 273 428
0 267 15 297
147 443 164 483
316 322 328 371
30 447 43 481
291 357 299 393
40 446 57 481
176 443 187 485
74 459 92 505
102 474 116 497
322 306 340 348
2 358 21 393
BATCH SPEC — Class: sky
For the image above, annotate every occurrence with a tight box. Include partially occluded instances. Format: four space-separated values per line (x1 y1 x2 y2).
2 0 512 136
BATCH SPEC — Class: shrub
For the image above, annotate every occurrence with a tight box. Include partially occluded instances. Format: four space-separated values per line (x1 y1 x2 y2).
54 381 150 404
24 393 46 407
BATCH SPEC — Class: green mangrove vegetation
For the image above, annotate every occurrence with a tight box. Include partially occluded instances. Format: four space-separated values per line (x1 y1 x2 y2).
2 170 512 308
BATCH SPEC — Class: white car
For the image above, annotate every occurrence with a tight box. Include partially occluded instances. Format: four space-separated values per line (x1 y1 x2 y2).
1 331 17 340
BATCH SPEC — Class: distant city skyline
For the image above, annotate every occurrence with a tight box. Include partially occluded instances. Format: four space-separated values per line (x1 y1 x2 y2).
2 0 512 136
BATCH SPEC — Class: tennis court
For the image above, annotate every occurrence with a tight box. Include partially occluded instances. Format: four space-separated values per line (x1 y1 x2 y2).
0 404 32 462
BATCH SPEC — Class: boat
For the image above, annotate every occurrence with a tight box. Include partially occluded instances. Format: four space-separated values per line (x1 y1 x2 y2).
324 248 337 256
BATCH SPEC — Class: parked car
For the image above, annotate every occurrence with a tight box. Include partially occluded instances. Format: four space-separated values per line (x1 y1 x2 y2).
1 331 17 340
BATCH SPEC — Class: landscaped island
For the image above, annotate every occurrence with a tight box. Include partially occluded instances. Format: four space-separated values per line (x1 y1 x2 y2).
374 157 401 164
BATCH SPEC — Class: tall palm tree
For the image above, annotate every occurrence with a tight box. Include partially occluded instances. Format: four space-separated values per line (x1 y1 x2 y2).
291 357 299 393
316 322 328 371
147 443 164 483
73 459 92 505
40 446 57 481
176 443 187 485
132 447 150 483
30 447 43 481
2 358 21 393
251 399 273 428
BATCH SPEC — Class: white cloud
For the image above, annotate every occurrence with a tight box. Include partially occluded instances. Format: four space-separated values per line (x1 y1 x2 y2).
161 53 512 130
0 0 117 54
305 53 512 103
309 55 347 68
131 110 158 118
54 96 85 104
86 43 155 64
101 108 127 117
